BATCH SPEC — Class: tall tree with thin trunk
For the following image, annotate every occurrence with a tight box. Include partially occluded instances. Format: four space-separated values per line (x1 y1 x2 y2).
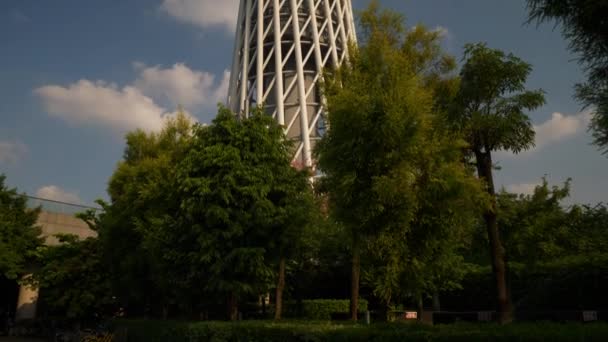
316 4 423 320
449 43 546 323
316 2 476 320
271 165 315 320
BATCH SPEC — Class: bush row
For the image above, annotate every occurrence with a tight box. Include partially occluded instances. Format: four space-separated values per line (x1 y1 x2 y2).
283 299 368 320
443 255 608 311
111 320 608 342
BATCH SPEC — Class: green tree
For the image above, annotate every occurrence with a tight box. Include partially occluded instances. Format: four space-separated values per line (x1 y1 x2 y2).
316 3 482 320
497 179 572 264
270 170 316 320
526 0 608 152
0 175 42 280
178 107 302 320
287 211 352 304
31 234 112 320
565 203 608 255
478 181 608 311
362 117 484 316
458 179 608 312
496 178 608 265
449 43 546 323
101 111 194 317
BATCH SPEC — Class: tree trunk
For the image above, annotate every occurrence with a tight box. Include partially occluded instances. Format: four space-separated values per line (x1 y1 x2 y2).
417 295 424 322
475 150 512 324
350 246 360 321
143 298 150 319
274 257 286 320
383 300 391 322
432 292 441 312
504 252 514 314
227 292 238 321
162 305 168 320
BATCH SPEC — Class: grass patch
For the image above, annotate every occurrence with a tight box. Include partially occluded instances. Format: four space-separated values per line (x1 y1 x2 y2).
111 319 608 341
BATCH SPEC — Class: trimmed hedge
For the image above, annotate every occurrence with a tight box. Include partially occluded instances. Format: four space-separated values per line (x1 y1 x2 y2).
284 299 368 320
443 255 608 312
111 320 608 342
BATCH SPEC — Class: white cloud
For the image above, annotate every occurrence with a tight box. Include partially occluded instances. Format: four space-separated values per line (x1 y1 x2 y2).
506 182 539 195
411 25 451 40
534 110 592 149
160 0 238 32
0 141 27 165
35 185 82 204
433 26 450 38
36 80 170 132
134 63 229 110
35 64 228 133
215 70 231 105
497 110 592 157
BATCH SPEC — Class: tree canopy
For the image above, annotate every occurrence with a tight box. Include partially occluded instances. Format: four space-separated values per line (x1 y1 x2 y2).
316 2 484 319
58 107 316 321
0 175 42 280
30 234 112 319
101 111 195 317
527 0 608 153
496 178 608 265
178 107 314 319
449 42 545 323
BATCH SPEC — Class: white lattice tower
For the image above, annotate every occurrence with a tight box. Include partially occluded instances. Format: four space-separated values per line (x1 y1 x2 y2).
227 0 357 168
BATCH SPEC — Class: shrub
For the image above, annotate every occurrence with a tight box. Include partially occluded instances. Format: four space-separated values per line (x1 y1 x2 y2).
110 320 608 342
284 299 368 320
443 255 608 312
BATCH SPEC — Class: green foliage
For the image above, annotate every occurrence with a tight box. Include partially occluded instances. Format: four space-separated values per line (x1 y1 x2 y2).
515 253 608 310
31 235 113 319
318 3 428 240
177 107 308 311
100 110 195 314
494 178 608 265
497 178 572 263
445 254 608 311
284 299 369 320
0 174 42 280
317 3 483 310
93 105 316 320
448 42 545 322
565 203 608 254
111 319 608 342
286 217 352 300
527 0 608 152
450 43 545 155
454 179 608 312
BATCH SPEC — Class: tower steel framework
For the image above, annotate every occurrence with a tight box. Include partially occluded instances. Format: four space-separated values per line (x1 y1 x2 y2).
227 0 357 168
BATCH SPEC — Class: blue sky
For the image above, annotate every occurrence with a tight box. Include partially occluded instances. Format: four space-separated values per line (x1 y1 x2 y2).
0 0 606 206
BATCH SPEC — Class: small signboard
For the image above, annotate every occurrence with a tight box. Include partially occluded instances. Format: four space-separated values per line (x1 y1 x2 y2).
583 311 598 322
404 311 418 320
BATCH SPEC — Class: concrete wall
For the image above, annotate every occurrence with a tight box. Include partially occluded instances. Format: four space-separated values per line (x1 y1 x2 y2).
38 210 97 245
15 210 97 321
